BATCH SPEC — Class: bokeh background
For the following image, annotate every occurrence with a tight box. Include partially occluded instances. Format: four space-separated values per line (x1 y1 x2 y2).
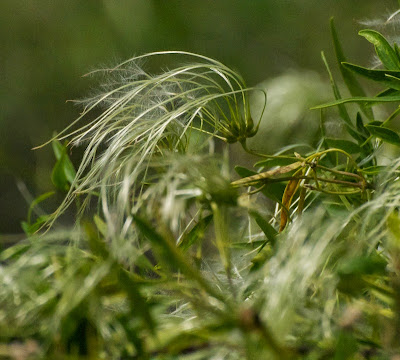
1 0 397 235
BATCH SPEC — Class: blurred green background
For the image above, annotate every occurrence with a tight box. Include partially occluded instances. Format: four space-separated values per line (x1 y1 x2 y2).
0 0 397 234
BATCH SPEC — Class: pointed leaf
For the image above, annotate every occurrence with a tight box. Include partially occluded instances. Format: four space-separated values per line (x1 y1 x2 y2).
234 166 256 178
51 139 64 160
324 138 361 154
365 124 400 146
311 95 400 109
51 142 76 191
249 210 277 246
356 113 369 137
51 152 70 191
330 18 373 119
342 62 400 90
321 51 354 128
26 191 55 224
359 29 400 70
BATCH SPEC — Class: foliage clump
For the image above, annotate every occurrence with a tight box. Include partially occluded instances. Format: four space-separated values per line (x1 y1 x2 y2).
3 13 400 360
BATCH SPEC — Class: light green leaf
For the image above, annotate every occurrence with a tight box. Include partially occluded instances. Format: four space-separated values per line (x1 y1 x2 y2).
51 141 76 191
359 29 400 70
26 191 55 225
311 95 400 109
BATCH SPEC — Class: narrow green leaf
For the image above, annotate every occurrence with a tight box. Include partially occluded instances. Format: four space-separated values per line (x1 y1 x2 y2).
377 87 400 97
367 120 384 127
51 152 70 191
342 62 400 90
51 142 76 191
261 183 286 204
234 166 256 178
330 17 373 119
311 95 400 109
324 138 361 154
359 29 400 70
356 113 369 137
26 191 55 224
321 51 353 128
93 215 107 237
365 125 400 146
249 210 277 247
395 42 400 61
51 139 64 160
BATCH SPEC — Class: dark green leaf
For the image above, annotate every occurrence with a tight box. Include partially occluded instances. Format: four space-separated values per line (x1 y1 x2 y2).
342 62 400 90
395 42 400 60
261 183 286 204
330 18 373 119
51 153 69 191
359 29 400 70
249 210 277 247
367 120 383 126
377 87 400 97
234 166 256 178
324 138 361 154
356 113 369 137
365 124 400 146
338 254 387 276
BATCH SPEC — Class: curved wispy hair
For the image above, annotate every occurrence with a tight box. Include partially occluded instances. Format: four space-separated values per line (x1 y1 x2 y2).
40 51 265 230
257 209 341 341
